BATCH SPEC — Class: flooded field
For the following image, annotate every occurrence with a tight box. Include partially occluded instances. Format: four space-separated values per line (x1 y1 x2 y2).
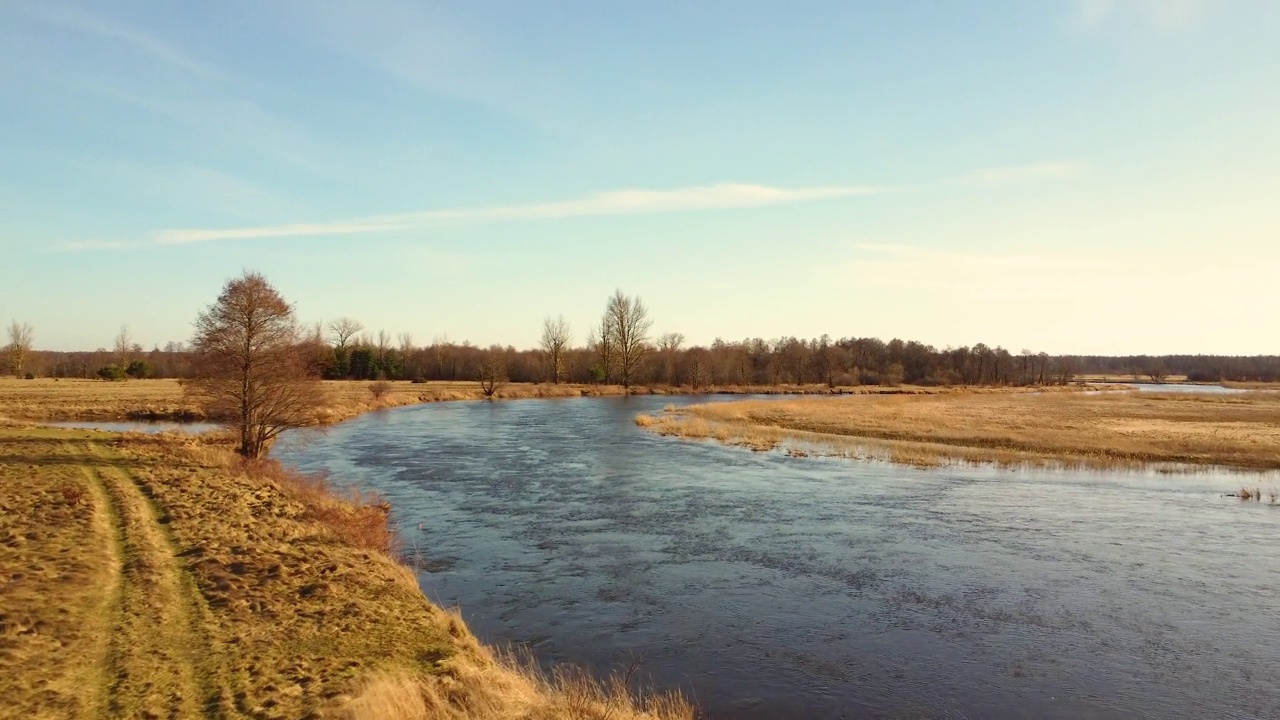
275 396 1280 719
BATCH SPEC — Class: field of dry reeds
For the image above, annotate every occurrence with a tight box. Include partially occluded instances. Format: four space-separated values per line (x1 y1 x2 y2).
637 389 1280 472
0 424 694 719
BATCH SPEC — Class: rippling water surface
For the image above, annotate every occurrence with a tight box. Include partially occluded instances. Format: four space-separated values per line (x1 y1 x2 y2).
274 395 1280 719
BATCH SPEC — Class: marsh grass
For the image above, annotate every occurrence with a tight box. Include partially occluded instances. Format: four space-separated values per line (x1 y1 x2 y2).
638 390 1280 472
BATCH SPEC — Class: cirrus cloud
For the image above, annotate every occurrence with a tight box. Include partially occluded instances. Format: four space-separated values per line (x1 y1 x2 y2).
151 182 895 245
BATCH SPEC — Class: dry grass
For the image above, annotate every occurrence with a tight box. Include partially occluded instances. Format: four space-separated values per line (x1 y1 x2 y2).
0 425 695 719
0 377 204 421
237 457 399 554
638 389 1280 472
338 646 693 720
0 376 1089 427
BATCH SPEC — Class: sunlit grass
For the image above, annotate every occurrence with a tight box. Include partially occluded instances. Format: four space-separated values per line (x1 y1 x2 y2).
638 389 1280 472
1 426 695 719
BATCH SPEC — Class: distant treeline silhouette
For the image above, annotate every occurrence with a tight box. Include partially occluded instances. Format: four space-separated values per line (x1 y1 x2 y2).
10 291 1276 386
21 339 1280 386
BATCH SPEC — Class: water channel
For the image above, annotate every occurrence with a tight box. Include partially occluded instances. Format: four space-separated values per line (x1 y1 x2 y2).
271 394 1280 719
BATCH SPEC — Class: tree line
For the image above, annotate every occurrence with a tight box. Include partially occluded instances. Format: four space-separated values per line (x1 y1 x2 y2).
11 271 1280 461
9 309 1280 387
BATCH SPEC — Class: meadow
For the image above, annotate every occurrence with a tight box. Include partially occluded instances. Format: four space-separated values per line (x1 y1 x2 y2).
636 389 1280 472
0 376 978 426
0 423 694 719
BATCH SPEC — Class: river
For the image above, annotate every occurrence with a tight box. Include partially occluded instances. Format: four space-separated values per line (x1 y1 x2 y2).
272 395 1280 719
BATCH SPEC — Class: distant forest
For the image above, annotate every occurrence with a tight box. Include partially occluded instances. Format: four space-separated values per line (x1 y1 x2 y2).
8 290 1278 386
20 335 1280 386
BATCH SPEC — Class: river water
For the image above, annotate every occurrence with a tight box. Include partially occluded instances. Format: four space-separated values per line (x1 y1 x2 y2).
273 395 1280 720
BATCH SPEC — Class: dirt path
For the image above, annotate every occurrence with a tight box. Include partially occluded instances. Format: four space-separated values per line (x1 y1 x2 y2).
84 441 222 719
3 427 519 720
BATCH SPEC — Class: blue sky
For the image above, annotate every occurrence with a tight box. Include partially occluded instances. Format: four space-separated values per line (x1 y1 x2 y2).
2 0 1277 354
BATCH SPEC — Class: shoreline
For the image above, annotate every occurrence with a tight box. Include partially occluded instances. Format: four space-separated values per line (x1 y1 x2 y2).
636 389 1280 474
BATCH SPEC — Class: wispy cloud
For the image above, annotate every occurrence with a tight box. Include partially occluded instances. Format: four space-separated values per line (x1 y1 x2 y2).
150 183 893 245
955 161 1087 186
60 158 1087 251
21 4 223 79
1071 0 1210 31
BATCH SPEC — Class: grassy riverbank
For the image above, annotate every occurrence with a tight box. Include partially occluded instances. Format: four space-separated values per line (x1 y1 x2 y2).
0 377 992 426
0 423 693 719
636 389 1280 472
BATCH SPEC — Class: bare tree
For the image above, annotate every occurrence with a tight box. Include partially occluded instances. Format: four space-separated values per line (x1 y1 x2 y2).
540 315 572 383
657 332 685 385
328 317 364 352
398 332 416 379
1148 360 1168 384
187 271 325 459
479 349 508 398
588 314 615 384
375 329 391 374
605 289 653 390
432 334 452 380
114 325 133 367
5 320 34 377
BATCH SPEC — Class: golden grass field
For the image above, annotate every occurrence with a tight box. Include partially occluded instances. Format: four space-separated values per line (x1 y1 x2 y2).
0 377 981 426
0 424 694 720
0 378 603 424
636 389 1280 472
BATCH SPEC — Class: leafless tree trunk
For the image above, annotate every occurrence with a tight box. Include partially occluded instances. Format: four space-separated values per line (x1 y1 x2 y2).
588 311 616 384
540 315 572 383
5 320 34 377
114 325 134 367
658 332 684 385
375 330 391 375
431 335 450 380
398 332 416 379
606 289 653 390
187 271 325 459
479 350 508 398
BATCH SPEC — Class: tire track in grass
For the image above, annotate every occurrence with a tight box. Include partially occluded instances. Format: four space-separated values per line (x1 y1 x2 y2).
79 465 125 720
87 442 220 719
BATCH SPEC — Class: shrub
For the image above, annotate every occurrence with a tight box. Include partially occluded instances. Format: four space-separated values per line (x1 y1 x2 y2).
881 363 905 387
125 359 154 379
23 372 35 380
96 364 127 381
368 380 393 400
